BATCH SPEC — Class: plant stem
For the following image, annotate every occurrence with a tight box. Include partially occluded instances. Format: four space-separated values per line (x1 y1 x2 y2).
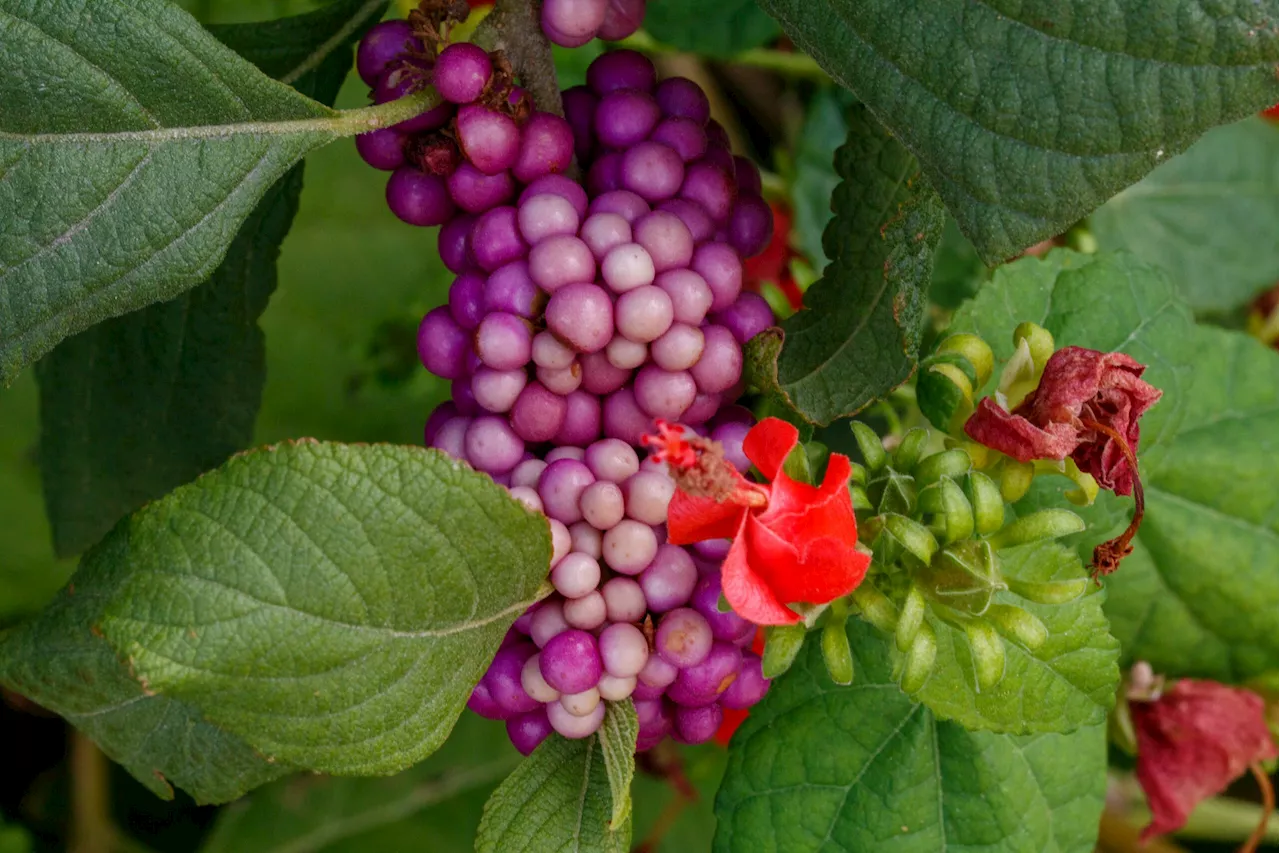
473 0 563 117
69 731 111 853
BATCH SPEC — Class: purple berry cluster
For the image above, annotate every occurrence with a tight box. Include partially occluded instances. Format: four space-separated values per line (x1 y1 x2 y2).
541 0 646 48
354 28 777 755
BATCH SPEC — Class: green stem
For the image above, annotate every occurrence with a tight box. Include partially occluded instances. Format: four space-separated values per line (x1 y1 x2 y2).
614 31 830 82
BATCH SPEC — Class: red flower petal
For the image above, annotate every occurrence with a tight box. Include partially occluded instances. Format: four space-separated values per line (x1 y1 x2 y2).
666 490 746 545
720 517 802 625
746 518 868 606
1133 680 1278 841
742 418 799 481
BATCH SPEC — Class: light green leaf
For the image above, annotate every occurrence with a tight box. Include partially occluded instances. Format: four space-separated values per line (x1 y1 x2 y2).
642 0 779 57
1090 116 1279 313
0 442 551 802
34 0 386 558
600 700 638 830
476 732 631 853
949 250 1278 682
755 0 1277 262
906 542 1120 734
748 105 946 425
0 0 427 382
714 621 1107 852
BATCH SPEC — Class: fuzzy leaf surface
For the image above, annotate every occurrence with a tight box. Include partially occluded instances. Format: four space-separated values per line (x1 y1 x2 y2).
0 0 405 381
1090 116 1279 312
0 443 551 801
34 0 385 557
476 732 631 853
748 105 945 425
714 621 1107 852
755 0 1278 262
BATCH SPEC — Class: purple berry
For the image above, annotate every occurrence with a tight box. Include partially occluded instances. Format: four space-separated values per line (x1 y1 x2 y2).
541 0 608 47
667 641 742 706
734 155 763 195
601 243 656 293
513 113 575 183
615 285 675 343
356 128 406 171
654 269 714 325
529 235 596 292
546 283 614 353
563 590 607 629
727 193 774 257
713 291 775 344
673 703 723 744
540 629 603 694
690 325 743 394
601 576 647 622
465 416 526 474
656 198 715 242
582 352 631 395
530 597 570 647
602 386 651 445
547 697 605 738
468 679 505 720
485 260 543 319
656 608 713 667
356 20 421 88
595 89 661 148
518 193 581 244
552 551 602 598
387 167 455 226
448 271 486 329
721 653 770 709
598 622 650 678
431 415 471 458
482 643 542 716
520 174 590 218
417 307 468 379
507 707 554 755
511 381 569 443
538 458 596 524
655 77 711 124
435 43 492 104
438 214 476 274
553 390 603 446
474 312 532 370
457 105 521 175
680 160 736 221
650 323 705 371
589 189 650 223
585 438 640 482
598 0 647 40
620 140 685 201
602 518 659 574
650 117 708 163
447 162 515 214
690 572 755 643
562 85 598 160
639 544 698 612
633 364 696 420
587 50 656 95
471 206 528 272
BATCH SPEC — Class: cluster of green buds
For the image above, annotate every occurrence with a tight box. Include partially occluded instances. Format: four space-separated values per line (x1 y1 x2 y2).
918 322 1099 506
760 419 1090 695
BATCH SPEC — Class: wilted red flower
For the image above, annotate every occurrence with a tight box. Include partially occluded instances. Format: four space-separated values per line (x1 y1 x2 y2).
1132 678 1278 844
644 418 869 625
964 346 1162 577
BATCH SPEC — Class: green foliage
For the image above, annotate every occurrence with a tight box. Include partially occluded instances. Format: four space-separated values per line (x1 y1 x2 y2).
33 0 383 558
600 700 639 830
903 542 1119 734
642 0 779 56
0 0 420 383
747 106 945 425
1090 116 1279 313
950 250 1278 682
0 821 31 853
714 621 1107 852
0 442 551 802
788 90 852 267
754 0 1278 263
476 732 631 853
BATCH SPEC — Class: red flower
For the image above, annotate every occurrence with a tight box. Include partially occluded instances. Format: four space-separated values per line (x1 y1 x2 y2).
1132 679 1278 843
964 346 1161 496
645 418 869 625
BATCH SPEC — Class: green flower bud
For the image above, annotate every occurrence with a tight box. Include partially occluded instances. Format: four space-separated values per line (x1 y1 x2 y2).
885 514 940 566
921 539 1005 615
782 441 812 484
858 514 884 546
1013 321 1055 374
915 448 972 487
848 460 868 486
896 585 927 652
821 619 855 685
919 477 975 544
988 508 1085 549
849 484 874 510
851 583 899 633
762 623 808 679
937 333 995 388
964 471 1006 535
998 458 1035 502
899 621 937 694
893 428 930 472
805 441 830 481
965 619 1006 690
984 603 1048 651
917 356 977 434
1004 576 1088 605
851 421 887 472
871 469 917 516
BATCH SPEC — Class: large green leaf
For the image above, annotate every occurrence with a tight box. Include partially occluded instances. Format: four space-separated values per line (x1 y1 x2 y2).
0 442 551 802
35 0 387 558
714 622 1107 852
0 0 426 382
748 105 946 425
475 730 631 853
1090 116 1279 313
643 0 779 57
904 542 1120 734
949 250 1278 682
755 0 1278 263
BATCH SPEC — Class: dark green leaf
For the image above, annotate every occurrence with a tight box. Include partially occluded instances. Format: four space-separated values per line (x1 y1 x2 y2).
930 219 988 310
643 0 779 56
747 105 945 425
950 250 1278 682
0 442 551 802
0 0 422 382
714 621 1107 852
755 0 1278 262
35 0 386 558
906 542 1120 734
476 732 631 853
1090 116 1279 312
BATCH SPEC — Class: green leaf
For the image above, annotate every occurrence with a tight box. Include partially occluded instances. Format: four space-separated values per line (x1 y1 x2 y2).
642 0 779 56
949 250 1278 682
0 0 426 383
600 700 639 831
907 542 1120 734
0 820 31 853
0 442 551 802
754 0 1278 263
201 713 521 853
714 621 1107 852
1090 116 1279 312
788 88 853 267
34 0 386 558
747 105 946 425
476 733 631 853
